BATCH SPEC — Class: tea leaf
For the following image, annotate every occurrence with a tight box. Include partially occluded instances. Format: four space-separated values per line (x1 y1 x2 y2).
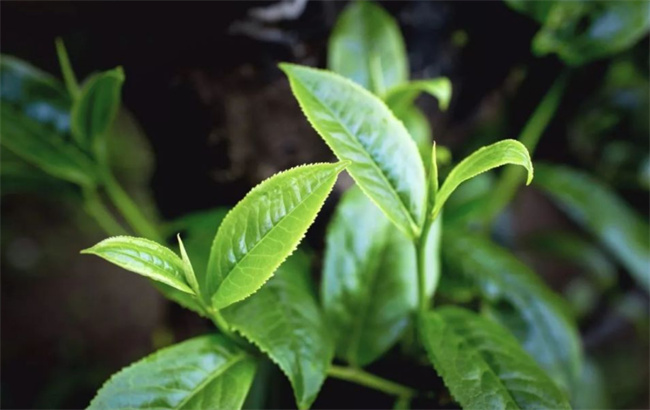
328 1 407 94
222 251 333 410
88 334 256 410
432 139 533 220
54 37 80 98
385 78 452 113
71 67 124 150
281 63 426 238
207 162 347 310
395 106 432 165
322 187 416 366
443 230 582 393
534 163 650 292
82 236 193 294
177 235 201 295
419 306 571 410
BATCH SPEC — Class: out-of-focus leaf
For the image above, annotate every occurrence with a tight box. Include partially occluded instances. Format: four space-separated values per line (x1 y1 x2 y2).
328 1 407 94
443 172 495 226
88 334 256 410
55 37 80 98
281 63 426 238
71 67 124 151
573 357 610 409
395 105 432 164
534 163 650 292
443 230 583 393
322 187 416 367
207 162 347 310
82 236 194 294
385 78 452 113
0 154 79 198
506 0 650 65
419 306 571 410
432 139 533 220
0 54 71 133
223 251 333 410
1 105 97 186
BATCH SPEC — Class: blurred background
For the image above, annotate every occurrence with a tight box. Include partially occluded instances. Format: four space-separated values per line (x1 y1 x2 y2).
1 1 648 408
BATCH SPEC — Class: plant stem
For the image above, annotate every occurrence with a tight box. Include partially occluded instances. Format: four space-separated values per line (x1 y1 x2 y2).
481 72 568 228
327 365 416 398
101 170 162 242
415 217 434 316
82 187 128 236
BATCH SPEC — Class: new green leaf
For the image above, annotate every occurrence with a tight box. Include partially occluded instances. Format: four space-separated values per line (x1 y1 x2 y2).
384 78 453 113
89 334 256 410
322 187 417 367
419 307 571 410
207 162 347 310
71 67 124 150
222 251 333 410
432 139 533 220
82 236 194 294
328 1 407 94
178 234 201 295
443 230 582 393
534 163 650 292
281 64 426 238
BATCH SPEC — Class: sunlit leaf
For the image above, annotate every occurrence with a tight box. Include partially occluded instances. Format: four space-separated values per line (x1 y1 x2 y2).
419 306 571 410
88 334 256 410
207 162 347 310
222 251 333 410
281 63 426 238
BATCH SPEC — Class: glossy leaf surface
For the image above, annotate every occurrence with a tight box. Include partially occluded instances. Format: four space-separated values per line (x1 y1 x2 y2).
89 334 256 410
432 139 533 219
281 64 426 237
534 163 650 292
71 67 124 149
207 162 346 310
322 187 416 366
328 1 407 94
443 230 582 393
419 307 571 410
82 236 193 294
384 78 452 113
222 251 333 410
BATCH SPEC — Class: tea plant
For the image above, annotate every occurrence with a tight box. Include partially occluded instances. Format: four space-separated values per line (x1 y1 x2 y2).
2 1 648 409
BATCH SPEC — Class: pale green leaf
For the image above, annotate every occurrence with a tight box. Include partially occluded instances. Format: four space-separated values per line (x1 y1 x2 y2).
328 1 407 94
178 235 201 295
419 306 571 410
385 78 452 113
207 162 347 310
432 139 533 220
88 334 256 410
82 236 194 294
322 186 416 366
72 67 124 150
222 251 333 410
443 230 583 393
281 63 426 238
534 163 650 292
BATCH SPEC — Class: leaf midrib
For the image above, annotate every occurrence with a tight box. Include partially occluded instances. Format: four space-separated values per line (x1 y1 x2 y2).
292 73 417 234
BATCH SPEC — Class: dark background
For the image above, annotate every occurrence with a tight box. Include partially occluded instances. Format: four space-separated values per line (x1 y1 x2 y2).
1 1 648 409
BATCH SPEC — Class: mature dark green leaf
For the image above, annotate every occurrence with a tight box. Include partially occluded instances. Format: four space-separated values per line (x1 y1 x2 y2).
432 139 533 220
328 1 407 94
443 230 582 393
1 104 97 186
88 334 256 410
281 64 426 238
322 187 417 366
1 54 71 133
71 67 124 150
385 78 452 113
207 162 347 310
82 236 194 294
506 0 650 65
222 251 333 410
419 306 571 410
534 163 650 292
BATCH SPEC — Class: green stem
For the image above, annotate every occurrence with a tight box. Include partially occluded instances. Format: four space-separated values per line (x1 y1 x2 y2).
481 72 569 228
415 217 433 316
327 365 416 398
82 187 128 236
101 170 162 242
